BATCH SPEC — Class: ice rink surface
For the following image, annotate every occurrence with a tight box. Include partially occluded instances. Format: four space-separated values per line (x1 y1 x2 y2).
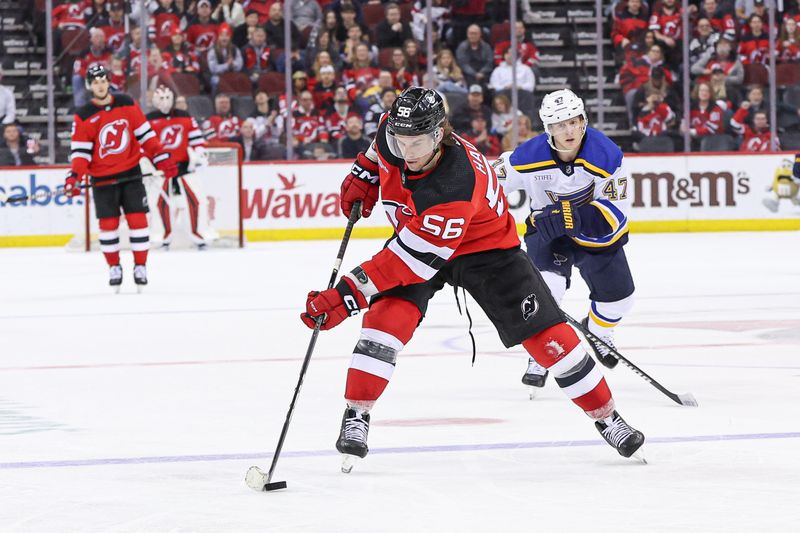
1 231 799 533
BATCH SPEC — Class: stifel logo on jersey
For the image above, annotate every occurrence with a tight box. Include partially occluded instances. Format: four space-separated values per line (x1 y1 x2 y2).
98 119 131 159
159 125 184 150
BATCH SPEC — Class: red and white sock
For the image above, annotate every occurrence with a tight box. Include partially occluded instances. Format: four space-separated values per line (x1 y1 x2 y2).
522 322 614 419
125 212 149 265
98 217 120 266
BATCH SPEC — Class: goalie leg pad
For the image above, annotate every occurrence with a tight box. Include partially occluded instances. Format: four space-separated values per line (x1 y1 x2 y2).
345 297 421 405
157 180 172 242
180 177 205 244
522 322 614 418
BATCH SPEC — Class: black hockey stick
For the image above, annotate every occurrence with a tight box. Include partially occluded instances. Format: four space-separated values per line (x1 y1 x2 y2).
245 200 363 492
1 172 163 205
563 312 699 407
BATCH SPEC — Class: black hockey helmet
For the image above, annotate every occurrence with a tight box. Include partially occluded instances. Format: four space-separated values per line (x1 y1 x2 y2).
85 64 109 89
387 87 446 137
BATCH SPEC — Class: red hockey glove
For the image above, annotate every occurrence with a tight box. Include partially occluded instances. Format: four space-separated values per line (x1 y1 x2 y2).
340 152 380 218
155 155 179 180
301 277 369 331
64 171 82 197
531 200 582 242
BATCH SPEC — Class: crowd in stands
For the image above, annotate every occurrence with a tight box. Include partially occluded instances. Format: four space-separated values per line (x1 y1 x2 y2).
613 0 800 152
49 0 540 160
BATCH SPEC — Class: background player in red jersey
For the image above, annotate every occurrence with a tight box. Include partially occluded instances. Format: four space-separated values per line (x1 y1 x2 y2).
147 86 208 249
64 65 178 291
301 87 645 473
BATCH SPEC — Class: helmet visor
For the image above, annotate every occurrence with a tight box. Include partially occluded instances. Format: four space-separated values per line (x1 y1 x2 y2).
386 130 439 161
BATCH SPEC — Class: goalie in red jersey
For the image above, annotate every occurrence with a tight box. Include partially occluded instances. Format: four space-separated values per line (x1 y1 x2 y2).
65 65 178 291
147 86 208 249
301 87 646 472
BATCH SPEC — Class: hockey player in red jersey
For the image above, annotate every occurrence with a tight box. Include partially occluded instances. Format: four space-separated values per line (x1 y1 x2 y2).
65 65 178 291
147 86 208 249
300 87 645 472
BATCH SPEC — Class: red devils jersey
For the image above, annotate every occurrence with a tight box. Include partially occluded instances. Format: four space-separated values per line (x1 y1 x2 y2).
689 103 723 136
52 2 87 29
70 94 168 179
356 117 520 293
493 41 540 67
779 39 800 62
146 109 206 164
636 102 675 136
153 10 182 49
343 67 381 100
291 109 328 144
738 34 770 65
202 114 241 141
163 49 200 72
612 11 650 47
730 107 780 152
325 109 349 141
649 8 682 39
243 44 272 73
100 22 126 52
186 21 219 50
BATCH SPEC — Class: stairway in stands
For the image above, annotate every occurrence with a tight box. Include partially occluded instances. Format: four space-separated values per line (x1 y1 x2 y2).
1 0 72 163
526 0 632 150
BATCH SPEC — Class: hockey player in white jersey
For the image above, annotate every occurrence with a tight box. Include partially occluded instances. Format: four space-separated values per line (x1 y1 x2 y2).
494 89 634 397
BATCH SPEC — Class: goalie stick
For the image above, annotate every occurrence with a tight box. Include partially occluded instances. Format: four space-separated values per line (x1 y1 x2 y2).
564 312 699 407
0 172 164 204
245 200 363 493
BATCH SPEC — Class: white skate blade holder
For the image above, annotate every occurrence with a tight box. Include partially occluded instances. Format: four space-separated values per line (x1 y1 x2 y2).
527 386 540 401
341 454 360 474
244 466 287 492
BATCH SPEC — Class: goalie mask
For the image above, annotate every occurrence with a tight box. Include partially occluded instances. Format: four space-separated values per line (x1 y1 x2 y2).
386 87 446 162
539 88 588 152
153 86 175 114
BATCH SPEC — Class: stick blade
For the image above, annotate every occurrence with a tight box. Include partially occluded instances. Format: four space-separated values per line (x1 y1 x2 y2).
678 393 699 407
246 466 288 492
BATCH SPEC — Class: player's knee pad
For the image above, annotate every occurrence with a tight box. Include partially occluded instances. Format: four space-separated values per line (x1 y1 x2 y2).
589 294 635 329
346 330 402 402
125 211 148 229
98 217 120 231
362 297 421 345
540 270 567 304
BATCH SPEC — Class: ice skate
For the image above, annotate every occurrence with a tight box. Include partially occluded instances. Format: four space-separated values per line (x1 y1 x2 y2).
109 265 123 293
133 264 148 293
521 359 548 399
595 411 646 462
336 407 370 473
582 317 619 369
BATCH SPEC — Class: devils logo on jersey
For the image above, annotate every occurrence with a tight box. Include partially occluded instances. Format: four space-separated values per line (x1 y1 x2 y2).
195 32 216 49
521 294 539 321
217 119 238 139
159 124 184 150
98 119 131 158
382 200 413 231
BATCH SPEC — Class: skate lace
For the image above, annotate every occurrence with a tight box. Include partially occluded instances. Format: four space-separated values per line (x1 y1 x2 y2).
602 417 633 447
343 416 368 443
594 337 615 357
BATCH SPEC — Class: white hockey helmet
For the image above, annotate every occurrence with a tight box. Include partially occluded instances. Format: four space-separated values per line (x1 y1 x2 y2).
153 85 175 114
539 88 587 149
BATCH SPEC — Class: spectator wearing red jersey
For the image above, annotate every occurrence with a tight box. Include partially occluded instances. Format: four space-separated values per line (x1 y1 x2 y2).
739 14 770 64
462 114 501 157
208 23 244 93
291 90 329 155
619 43 671 121
108 57 127 92
264 2 302 49
630 65 681 123
342 43 381 102
731 105 780 152
689 18 720 67
635 85 677 139
203 94 242 140
649 0 682 63
494 21 540 68
313 65 339 111
242 26 274 84
53 0 87 31
389 47 420 91
98 1 127 53
73 28 112 108
186 0 220 53
325 87 355 141
681 82 724 147
612 0 650 53
691 36 744 86
163 26 201 74
621 29 657 63
376 2 414 49
779 17 800 62
698 0 736 40
152 0 183 50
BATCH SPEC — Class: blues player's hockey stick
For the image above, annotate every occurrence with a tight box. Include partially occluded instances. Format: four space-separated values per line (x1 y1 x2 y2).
245 200 363 493
563 312 699 407
0 172 163 204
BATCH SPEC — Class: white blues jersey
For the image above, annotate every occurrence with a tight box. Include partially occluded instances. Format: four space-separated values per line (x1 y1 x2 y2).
496 127 630 251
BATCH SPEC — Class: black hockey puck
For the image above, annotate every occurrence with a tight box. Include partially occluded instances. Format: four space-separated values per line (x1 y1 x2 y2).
265 481 287 491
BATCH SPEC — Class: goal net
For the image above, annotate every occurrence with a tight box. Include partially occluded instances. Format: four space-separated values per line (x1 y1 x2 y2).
67 143 244 251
